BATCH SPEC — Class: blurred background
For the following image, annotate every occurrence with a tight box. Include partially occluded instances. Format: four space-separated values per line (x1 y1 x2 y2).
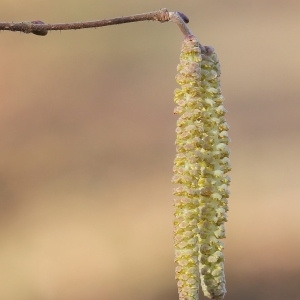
1 0 300 299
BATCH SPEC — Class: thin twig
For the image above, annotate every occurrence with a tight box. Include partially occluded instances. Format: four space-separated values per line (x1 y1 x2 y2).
169 12 206 52
169 12 193 37
0 8 190 37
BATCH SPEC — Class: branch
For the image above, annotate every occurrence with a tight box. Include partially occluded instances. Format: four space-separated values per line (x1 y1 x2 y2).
0 8 190 37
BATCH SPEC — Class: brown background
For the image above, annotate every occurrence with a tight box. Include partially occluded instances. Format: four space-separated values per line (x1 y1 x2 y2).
1 1 299 299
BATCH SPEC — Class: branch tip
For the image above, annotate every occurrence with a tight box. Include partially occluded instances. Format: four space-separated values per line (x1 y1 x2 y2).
177 12 189 24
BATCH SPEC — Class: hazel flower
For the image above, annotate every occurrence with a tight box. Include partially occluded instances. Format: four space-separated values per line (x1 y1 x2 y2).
173 36 230 300
196 46 230 300
173 35 202 300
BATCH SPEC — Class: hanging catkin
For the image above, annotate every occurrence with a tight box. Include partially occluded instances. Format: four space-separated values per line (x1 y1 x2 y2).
173 35 230 300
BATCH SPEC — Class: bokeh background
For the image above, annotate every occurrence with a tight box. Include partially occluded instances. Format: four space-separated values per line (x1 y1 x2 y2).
1 1 300 299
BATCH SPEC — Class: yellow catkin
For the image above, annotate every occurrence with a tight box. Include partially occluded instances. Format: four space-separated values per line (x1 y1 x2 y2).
173 36 230 300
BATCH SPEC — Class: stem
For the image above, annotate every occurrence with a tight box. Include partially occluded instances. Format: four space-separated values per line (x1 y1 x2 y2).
169 12 206 52
169 12 193 37
0 8 190 37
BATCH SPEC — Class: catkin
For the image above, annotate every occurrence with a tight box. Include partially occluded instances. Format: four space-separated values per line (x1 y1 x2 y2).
173 35 230 300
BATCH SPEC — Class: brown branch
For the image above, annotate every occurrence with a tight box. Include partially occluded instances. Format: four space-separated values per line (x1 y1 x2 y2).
0 8 190 37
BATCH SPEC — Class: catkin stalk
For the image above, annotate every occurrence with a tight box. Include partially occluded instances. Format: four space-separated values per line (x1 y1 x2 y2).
173 35 230 300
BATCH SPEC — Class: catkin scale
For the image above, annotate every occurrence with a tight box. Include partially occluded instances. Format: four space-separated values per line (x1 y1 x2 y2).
173 36 230 300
